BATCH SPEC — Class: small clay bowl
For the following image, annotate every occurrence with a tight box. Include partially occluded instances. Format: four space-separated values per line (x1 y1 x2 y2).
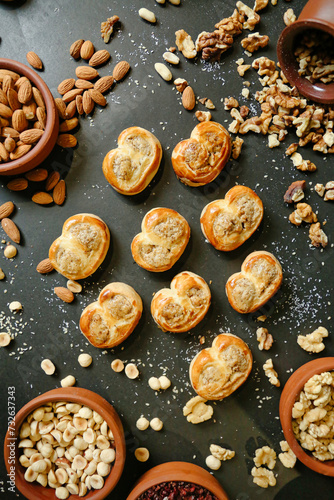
279 357 334 476
0 58 59 176
126 461 230 500
4 387 126 499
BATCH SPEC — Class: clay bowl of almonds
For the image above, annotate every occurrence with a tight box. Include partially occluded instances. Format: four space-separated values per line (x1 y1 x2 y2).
126 461 229 500
4 387 126 499
0 58 59 176
279 357 334 476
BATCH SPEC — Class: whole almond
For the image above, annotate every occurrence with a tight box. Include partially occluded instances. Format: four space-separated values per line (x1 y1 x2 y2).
113 61 130 81
14 76 29 89
25 168 48 182
0 201 15 220
2 75 13 94
31 192 53 205
0 142 9 161
36 107 47 129
94 76 114 93
76 95 84 115
18 80 32 104
53 179 66 206
80 40 95 60
57 78 75 95
82 91 94 114
7 88 20 111
88 89 106 106
33 122 44 131
10 144 31 160
1 218 20 244
56 134 77 148
26 51 43 70
0 103 13 119
75 66 99 81
45 171 60 191
54 98 67 120
65 100 77 119
4 137 16 153
75 79 94 90
7 178 28 191
12 109 28 132
182 86 196 110
1 127 20 139
62 88 83 103
20 129 44 144
54 286 74 303
0 69 20 82
89 50 111 67
70 39 84 59
59 118 79 133
22 101 37 120
36 258 54 274
0 117 10 128
0 89 8 105
32 87 45 108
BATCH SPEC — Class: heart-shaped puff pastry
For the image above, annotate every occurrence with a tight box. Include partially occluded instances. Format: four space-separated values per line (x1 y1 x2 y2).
189 333 252 400
102 126 162 195
171 121 231 186
151 271 211 332
80 283 143 348
200 186 263 251
226 251 283 314
131 207 190 272
49 213 110 280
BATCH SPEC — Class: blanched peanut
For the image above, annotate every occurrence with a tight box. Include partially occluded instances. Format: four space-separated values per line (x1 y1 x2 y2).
24 466 38 482
125 363 139 379
78 407 93 419
148 377 161 390
31 459 47 473
97 461 111 476
135 447 150 462
41 359 56 375
159 375 171 390
84 460 97 475
66 483 79 495
96 435 110 449
19 455 30 467
100 448 116 463
150 417 163 431
89 474 104 489
78 353 92 367
36 473 48 487
60 375 76 387
0 332 12 347
55 486 69 499
72 455 87 471
111 359 124 372
55 468 68 484
139 8 156 23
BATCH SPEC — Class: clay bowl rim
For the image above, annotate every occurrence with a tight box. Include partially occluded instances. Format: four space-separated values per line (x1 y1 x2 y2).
4 387 126 500
126 461 230 500
277 20 334 104
0 57 59 176
279 357 334 476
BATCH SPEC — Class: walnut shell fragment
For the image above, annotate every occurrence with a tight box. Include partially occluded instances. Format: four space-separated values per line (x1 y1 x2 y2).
284 180 306 203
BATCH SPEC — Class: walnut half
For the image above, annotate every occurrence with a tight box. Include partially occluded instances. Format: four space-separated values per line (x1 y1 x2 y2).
284 180 306 203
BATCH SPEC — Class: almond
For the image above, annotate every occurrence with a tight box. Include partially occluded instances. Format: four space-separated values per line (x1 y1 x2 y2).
112 61 130 81
25 168 48 182
0 142 9 161
94 76 114 93
59 118 79 133
57 78 75 95
7 88 20 111
65 100 77 119
76 95 84 115
22 101 37 120
36 107 47 129
2 75 13 94
36 258 54 274
0 117 10 128
56 134 77 148
75 66 99 81
12 109 28 132
45 171 60 191
0 69 20 82
14 76 29 89
75 79 94 90
0 103 13 119
89 50 111 67
31 192 53 205
70 39 84 59
0 89 8 105
0 201 15 220
32 87 45 108
88 89 106 106
182 85 196 110
4 137 16 153
82 91 94 115
10 144 31 160
18 80 32 104
53 179 66 205
26 51 43 70
54 98 67 120
19 129 44 144
80 40 95 60
1 127 20 139
1 218 20 244
62 88 83 103
7 178 28 191
54 286 74 303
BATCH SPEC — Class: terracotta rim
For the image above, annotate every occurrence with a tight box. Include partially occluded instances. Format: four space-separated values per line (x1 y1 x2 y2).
279 357 334 476
126 461 230 500
4 387 126 500
0 58 59 176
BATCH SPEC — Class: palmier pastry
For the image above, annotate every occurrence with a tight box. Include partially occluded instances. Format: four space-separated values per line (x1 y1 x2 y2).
102 126 162 195
80 283 142 349
151 271 211 332
189 333 253 400
200 186 263 251
226 251 283 314
131 207 190 272
171 121 231 187
49 213 110 280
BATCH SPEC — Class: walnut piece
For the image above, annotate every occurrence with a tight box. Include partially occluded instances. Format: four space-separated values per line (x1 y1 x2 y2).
224 97 239 110
175 29 197 59
297 327 329 353
210 444 235 461
195 30 233 61
232 137 244 159
285 143 298 156
251 466 276 488
284 180 306 203
195 110 212 122
263 358 280 387
237 64 251 76
309 222 328 248
215 9 244 36
254 446 277 469
315 183 325 197
174 78 188 93
205 99 215 110
283 8 296 26
256 327 273 350
253 0 268 12
236 1 260 31
101 15 119 43
295 203 317 223
278 441 296 468
183 396 213 424
241 33 269 53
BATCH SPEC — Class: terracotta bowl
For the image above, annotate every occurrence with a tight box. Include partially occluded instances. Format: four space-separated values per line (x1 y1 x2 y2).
4 387 126 500
0 58 59 176
279 357 334 476
126 461 230 500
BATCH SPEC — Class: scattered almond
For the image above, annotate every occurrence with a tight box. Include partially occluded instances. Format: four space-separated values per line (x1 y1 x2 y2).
62 88 83 103
56 134 77 148
75 66 99 81
65 100 77 119
94 76 114 93
26 51 43 70
45 171 60 191
57 78 75 95
7 178 28 191
89 50 110 67
82 91 94 114
76 95 84 115
31 192 53 205
54 286 74 303
88 89 106 106
25 168 48 182
0 201 14 220
113 61 130 81
70 39 84 59
59 118 79 133
54 98 67 120
80 40 95 60
36 258 54 274
1 218 20 244
53 179 66 206
182 85 196 110
75 79 94 90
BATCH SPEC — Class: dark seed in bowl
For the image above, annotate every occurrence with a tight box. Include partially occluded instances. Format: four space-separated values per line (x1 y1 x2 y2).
137 480 219 500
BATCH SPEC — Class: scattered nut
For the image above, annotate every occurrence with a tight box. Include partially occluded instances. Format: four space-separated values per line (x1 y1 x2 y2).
256 327 273 350
139 8 156 23
163 52 180 65
136 417 150 431
263 358 280 387
111 359 124 372
205 455 221 470
309 222 328 248
135 447 150 462
174 78 188 93
150 417 163 431
0 332 12 347
0 268 5 280
278 441 296 468
4 244 17 259
159 375 171 390
175 29 197 59
284 180 306 203
183 396 213 424
41 359 56 375
78 353 92 368
60 375 76 387
195 110 212 122
154 63 173 81
125 363 139 379
67 280 82 293
9 300 22 312
148 377 161 391
210 444 235 461
297 326 328 353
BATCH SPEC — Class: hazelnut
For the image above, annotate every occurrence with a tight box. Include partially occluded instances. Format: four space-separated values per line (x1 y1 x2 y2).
135 447 150 462
111 359 124 372
78 353 92 368
136 417 150 431
4 244 17 259
125 363 139 379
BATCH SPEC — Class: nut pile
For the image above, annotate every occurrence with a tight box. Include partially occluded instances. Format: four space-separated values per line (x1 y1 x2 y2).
294 29 334 84
18 401 116 498
0 200 20 260
0 69 47 163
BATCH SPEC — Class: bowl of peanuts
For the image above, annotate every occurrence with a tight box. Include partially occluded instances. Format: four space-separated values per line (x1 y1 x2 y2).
0 58 59 176
279 357 334 476
4 387 126 499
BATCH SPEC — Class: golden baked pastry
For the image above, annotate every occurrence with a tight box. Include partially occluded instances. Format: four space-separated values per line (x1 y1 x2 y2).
131 207 191 272
171 121 231 187
151 271 211 332
49 213 110 280
226 251 283 314
102 126 162 195
80 282 142 348
189 333 253 400
200 186 264 251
